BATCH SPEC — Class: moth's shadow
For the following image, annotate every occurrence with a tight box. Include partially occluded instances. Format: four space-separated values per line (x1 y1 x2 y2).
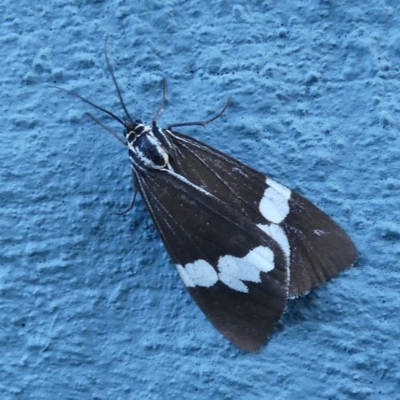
276 288 323 332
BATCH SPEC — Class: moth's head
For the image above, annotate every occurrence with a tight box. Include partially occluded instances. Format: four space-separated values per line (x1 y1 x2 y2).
123 120 153 145
124 119 142 132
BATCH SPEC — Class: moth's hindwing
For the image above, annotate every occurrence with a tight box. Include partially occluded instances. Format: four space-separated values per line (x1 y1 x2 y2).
282 191 357 296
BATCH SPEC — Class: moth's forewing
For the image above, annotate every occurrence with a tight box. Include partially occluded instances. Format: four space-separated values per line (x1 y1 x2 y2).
133 165 288 351
284 192 357 296
167 130 357 296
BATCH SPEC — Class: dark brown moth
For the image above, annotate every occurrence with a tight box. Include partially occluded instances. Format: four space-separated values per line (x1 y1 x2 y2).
54 44 357 351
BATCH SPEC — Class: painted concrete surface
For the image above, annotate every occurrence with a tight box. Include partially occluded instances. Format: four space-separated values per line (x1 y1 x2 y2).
1 1 400 399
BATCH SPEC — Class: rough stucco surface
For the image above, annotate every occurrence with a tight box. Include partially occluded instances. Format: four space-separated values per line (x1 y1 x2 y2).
1 1 400 399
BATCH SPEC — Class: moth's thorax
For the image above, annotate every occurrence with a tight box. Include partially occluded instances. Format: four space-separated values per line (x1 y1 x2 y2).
125 123 169 170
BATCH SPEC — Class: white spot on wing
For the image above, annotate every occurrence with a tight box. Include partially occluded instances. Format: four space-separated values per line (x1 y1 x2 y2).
245 246 275 273
178 259 218 288
177 246 275 293
259 178 292 223
259 188 290 223
266 177 291 200
218 272 249 292
258 223 290 262
218 254 262 285
176 264 195 287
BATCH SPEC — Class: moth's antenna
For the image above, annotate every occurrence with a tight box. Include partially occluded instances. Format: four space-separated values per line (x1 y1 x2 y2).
167 97 230 130
104 36 134 122
49 85 125 126
152 77 167 126
85 112 126 145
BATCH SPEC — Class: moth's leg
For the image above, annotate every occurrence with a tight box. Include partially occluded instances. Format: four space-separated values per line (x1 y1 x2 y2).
114 170 138 215
167 97 230 130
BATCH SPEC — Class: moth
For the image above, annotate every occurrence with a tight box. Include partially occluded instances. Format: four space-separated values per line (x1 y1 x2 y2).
54 46 357 352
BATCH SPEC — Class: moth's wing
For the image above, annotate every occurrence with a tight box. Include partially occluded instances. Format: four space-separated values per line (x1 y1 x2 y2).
134 167 288 352
167 130 357 297
282 192 357 296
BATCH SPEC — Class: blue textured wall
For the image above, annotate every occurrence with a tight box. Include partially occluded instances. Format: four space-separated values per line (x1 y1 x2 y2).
1 1 399 399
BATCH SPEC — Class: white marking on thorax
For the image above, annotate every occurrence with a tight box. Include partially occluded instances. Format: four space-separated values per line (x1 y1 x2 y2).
175 245 275 293
259 177 292 224
129 127 169 169
132 124 152 138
